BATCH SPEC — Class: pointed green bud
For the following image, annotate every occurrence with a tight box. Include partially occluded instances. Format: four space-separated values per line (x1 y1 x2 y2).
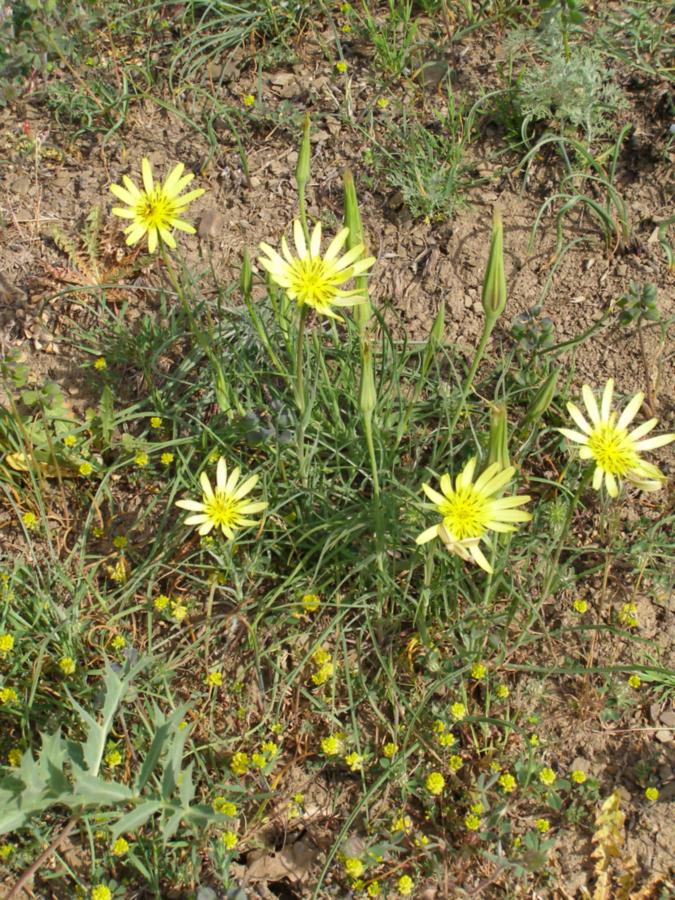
482 208 506 323
359 339 377 419
296 112 311 192
429 300 445 346
240 248 252 300
343 169 364 247
522 368 560 427
343 168 372 330
421 301 445 378
487 403 509 470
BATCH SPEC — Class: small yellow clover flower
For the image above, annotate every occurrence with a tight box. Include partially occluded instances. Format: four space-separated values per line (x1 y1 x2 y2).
111 836 129 856
559 378 674 496
110 157 205 254
258 220 375 322
58 656 76 675
416 458 532 574
176 456 267 539
425 771 445 795
91 886 112 900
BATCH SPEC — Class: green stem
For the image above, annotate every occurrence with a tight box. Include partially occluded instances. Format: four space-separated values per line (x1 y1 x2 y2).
416 549 434 646
540 467 593 604
297 183 310 245
445 316 496 443
294 306 308 416
363 414 380 499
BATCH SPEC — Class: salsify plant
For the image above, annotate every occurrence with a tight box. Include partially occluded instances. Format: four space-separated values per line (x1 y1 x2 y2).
2 114 673 900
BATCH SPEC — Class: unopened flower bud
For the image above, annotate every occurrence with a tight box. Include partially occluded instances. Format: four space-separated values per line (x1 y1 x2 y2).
482 208 506 323
522 368 560 428
295 112 311 192
487 403 509 470
343 168 371 329
240 247 252 300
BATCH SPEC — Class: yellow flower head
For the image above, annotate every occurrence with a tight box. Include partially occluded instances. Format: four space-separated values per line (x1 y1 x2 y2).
425 771 445 795
206 671 223 687
7 748 22 767
59 656 76 675
449 754 463 773
230 752 249 775
397 875 414 896
301 592 321 612
471 662 487 679
645 786 659 801
535 818 551 833
212 797 237 816
539 766 556 786
176 457 267 539
0 687 18 704
110 157 205 254
499 772 517 793
321 734 345 756
465 813 481 830
344 751 363 771
450 702 466 721
112 836 129 856
22 511 38 530
258 220 375 321
344 857 364 879
91 886 112 900
416 458 532 574
383 742 398 758
571 769 587 784
559 379 674 497
0 633 14 655
221 830 238 849
105 749 122 768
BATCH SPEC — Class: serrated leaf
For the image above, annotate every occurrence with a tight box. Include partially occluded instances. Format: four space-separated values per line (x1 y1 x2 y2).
0 807 31 835
135 704 189 794
161 806 184 844
99 385 115 444
160 720 190 800
71 768 134 805
178 762 195 808
110 800 162 839
68 661 140 776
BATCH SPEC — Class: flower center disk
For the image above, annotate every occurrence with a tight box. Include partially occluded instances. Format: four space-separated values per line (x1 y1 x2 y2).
290 258 333 308
137 189 175 229
587 423 638 476
204 491 242 529
439 487 489 540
